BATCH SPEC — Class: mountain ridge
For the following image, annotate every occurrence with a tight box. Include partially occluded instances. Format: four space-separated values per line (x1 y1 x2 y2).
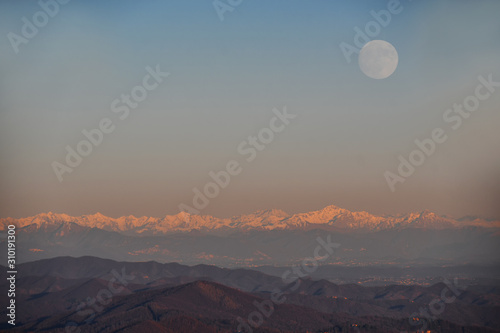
2 204 499 234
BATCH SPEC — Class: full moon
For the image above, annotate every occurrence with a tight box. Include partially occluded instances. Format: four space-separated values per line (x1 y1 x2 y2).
358 40 398 79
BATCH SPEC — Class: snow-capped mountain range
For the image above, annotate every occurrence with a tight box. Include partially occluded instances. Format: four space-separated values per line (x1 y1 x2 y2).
1 205 499 235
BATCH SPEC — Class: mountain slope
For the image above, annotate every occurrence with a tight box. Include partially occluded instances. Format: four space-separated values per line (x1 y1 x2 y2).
2 266 499 333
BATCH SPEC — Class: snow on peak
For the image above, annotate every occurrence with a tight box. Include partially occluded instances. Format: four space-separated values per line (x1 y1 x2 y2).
1 204 497 234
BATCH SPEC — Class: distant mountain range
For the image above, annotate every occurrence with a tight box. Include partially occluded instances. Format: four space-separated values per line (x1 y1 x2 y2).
1 205 499 266
2 205 499 235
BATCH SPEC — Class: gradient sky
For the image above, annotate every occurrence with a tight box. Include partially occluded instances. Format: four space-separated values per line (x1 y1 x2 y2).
1 0 499 219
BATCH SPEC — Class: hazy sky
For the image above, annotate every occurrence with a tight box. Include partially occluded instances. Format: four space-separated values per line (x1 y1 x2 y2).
1 0 499 219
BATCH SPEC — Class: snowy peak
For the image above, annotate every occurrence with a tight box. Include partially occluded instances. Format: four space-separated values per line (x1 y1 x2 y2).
319 204 347 214
394 210 457 229
253 209 289 218
229 209 290 230
283 205 387 230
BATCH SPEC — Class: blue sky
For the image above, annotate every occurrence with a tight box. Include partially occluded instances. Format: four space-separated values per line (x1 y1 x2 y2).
1 0 499 218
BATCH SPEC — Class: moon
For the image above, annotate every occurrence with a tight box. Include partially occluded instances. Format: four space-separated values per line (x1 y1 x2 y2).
358 40 398 79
